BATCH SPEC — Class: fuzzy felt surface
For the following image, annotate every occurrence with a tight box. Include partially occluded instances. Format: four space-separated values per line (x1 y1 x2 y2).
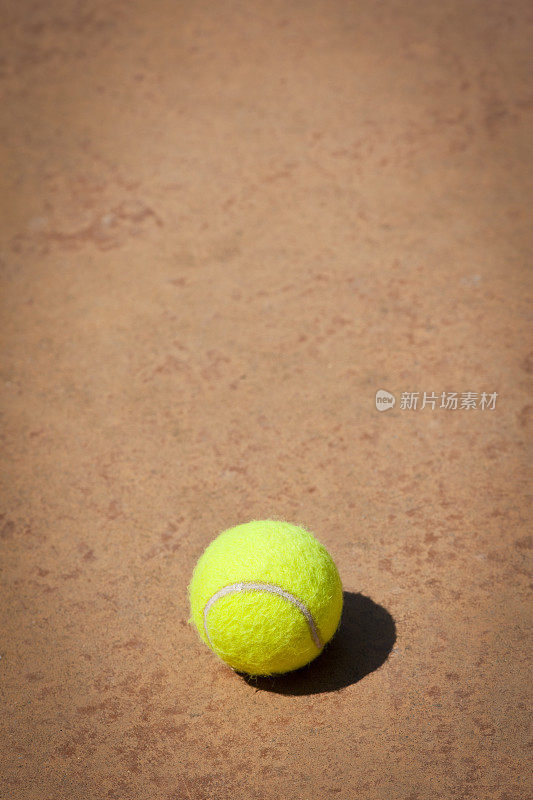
188 520 343 675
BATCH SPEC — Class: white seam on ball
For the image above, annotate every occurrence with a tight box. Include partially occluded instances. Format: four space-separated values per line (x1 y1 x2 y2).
202 582 323 651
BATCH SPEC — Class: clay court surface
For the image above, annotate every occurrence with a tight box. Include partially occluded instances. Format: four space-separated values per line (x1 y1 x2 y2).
1 1 531 798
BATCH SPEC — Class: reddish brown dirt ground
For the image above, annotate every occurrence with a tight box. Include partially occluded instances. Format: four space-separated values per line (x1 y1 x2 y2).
1 2 532 799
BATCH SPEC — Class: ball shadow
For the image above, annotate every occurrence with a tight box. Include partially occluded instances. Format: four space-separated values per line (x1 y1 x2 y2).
240 591 396 695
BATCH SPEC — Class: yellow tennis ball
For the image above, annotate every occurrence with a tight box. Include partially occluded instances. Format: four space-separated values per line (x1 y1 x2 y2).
188 520 343 676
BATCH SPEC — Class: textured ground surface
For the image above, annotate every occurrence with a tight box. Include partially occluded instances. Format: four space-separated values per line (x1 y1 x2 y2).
1 2 532 798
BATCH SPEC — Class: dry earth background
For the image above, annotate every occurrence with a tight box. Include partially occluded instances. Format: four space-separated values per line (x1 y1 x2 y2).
1 1 532 799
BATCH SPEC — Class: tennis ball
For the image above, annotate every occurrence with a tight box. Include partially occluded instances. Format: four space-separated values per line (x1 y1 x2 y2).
188 520 343 676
